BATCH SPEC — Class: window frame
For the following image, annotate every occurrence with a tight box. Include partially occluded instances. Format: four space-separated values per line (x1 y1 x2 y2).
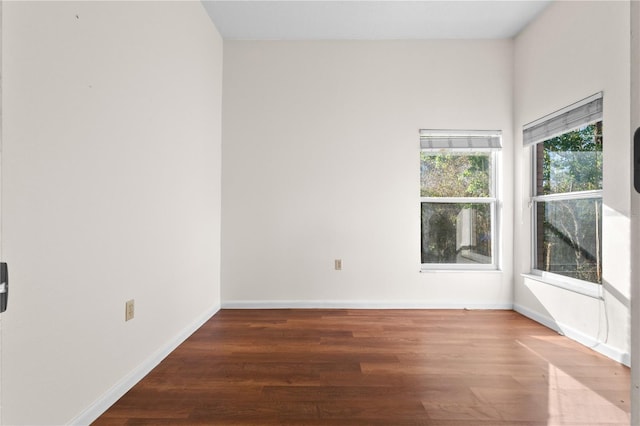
529 132 603 285
419 132 501 272
525 93 604 287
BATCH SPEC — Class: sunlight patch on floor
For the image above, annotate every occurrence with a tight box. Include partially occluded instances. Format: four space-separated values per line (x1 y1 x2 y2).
517 339 630 425
545 362 629 424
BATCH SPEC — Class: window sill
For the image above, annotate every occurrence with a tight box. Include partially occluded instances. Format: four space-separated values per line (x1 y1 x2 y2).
521 272 602 299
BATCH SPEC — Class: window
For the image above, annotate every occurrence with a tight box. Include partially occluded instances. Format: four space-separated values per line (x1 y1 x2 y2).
525 93 603 284
420 130 501 270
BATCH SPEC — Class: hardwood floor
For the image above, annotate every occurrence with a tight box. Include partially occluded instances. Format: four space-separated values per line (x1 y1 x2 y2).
94 309 630 425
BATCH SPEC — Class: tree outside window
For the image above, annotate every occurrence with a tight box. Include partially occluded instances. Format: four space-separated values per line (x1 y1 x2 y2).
533 122 603 284
419 130 500 270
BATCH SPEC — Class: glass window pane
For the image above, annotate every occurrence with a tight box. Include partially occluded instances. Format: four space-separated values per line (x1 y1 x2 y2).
420 152 491 197
535 122 603 196
421 203 492 264
535 198 602 284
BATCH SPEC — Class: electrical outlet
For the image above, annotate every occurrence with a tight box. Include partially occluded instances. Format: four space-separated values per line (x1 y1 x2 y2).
125 299 135 321
335 259 342 270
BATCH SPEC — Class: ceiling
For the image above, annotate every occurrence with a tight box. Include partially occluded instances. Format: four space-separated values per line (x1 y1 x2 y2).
201 1 552 40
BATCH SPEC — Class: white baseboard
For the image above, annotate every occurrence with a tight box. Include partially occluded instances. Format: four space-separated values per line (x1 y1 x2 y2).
514 303 630 366
222 300 513 310
69 303 221 426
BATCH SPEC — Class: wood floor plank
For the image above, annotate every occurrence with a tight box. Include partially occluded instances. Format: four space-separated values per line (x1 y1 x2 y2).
93 309 630 425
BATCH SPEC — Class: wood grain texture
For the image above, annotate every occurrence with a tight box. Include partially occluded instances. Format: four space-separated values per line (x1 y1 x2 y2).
94 309 630 425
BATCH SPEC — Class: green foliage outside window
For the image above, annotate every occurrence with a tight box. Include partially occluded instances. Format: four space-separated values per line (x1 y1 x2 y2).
420 152 493 265
420 152 491 198
539 122 603 195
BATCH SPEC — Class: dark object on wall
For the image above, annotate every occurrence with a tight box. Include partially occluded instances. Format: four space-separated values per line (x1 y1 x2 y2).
635 127 640 193
0 262 8 313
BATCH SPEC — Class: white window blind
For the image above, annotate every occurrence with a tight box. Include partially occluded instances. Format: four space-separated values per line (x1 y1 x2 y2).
420 130 502 150
523 92 603 146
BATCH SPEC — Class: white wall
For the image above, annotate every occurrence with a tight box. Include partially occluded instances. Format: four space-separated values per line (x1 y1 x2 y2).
513 1 631 364
1 1 223 424
630 0 640 421
222 41 514 308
